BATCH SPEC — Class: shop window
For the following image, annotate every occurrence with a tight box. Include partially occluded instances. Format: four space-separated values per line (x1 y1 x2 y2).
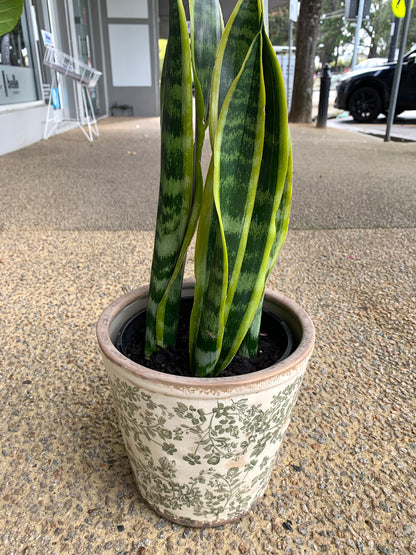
73 0 101 114
0 10 39 105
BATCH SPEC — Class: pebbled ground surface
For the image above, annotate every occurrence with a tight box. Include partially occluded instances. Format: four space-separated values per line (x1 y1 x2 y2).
1 118 415 554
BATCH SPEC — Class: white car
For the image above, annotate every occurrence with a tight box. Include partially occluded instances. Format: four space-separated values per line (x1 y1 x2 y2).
345 58 388 73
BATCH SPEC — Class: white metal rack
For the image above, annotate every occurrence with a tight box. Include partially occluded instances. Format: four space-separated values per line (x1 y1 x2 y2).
43 46 102 141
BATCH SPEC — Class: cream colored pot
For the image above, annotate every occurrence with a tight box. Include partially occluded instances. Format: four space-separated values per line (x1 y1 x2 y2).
96 279 315 527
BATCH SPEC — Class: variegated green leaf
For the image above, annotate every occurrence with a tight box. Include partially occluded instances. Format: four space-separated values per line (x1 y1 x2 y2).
209 0 262 146
189 0 223 243
189 161 214 359
190 0 223 123
214 31 264 316
232 29 291 361
238 291 264 358
267 137 293 274
191 31 265 376
153 0 224 360
191 223 227 377
190 161 228 376
237 143 292 359
145 0 193 356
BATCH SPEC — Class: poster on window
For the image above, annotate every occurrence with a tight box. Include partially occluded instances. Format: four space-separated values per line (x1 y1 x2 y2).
0 67 38 104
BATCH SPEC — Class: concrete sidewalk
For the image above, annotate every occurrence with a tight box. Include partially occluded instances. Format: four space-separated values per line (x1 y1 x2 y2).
328 112 416 143
2 117 415 231
312 87 416 143
1 119 415 554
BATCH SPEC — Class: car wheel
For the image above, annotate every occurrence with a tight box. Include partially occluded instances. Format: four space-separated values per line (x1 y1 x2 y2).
349 87 381 122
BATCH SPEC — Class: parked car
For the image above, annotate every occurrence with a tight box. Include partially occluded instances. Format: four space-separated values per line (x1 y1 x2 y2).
334 46 416 122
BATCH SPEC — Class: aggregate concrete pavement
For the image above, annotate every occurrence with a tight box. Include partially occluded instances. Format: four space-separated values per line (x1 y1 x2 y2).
327 112 416 144
312 86 416 143
1 118 415 554
1 117 416 231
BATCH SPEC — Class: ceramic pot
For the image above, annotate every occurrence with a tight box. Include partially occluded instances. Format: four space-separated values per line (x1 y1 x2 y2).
96 279 315 527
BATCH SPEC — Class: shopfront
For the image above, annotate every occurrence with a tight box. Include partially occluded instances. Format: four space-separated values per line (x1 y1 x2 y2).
0 0 161 156
73 0 102 115
0 0 106 155
0 9 40 105
0 1 46 155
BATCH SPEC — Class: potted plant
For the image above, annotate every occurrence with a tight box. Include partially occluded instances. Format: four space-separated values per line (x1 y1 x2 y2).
97 0 315 527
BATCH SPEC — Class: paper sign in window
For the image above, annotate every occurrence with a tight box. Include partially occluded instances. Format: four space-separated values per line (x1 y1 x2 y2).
108 24 152 87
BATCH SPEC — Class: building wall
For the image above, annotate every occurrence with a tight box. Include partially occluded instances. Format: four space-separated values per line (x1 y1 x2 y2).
0 102 46 155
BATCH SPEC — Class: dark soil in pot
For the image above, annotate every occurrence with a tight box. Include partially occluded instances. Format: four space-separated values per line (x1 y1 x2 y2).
116 298 295 378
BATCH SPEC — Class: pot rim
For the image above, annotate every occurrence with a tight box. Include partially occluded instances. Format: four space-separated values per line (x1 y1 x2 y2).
96 279 315 389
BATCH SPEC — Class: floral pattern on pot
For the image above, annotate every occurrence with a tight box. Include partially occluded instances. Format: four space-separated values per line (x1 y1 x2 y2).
107 371 305 525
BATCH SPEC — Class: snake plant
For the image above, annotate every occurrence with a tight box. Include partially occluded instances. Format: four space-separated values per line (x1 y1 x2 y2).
145 0 292 377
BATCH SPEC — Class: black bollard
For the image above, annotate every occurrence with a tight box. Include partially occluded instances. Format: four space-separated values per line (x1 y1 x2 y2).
316 64 332 129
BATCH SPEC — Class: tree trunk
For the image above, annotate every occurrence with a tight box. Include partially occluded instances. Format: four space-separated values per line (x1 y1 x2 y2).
368 34 377 58
289 0 323 123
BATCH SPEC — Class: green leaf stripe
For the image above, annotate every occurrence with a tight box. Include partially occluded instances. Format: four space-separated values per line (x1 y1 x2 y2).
267 137 292 275
190 0 223 123
224 144 292 363
192 224 227 376
190 161 228 376
191 31 265 376
145 0 193 356
214 32 265 315
218 30 291 368
238 142 292 358
209 0 262 146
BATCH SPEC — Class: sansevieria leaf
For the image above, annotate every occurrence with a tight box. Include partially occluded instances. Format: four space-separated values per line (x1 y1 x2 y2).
145 0 193 356
190 0 223 124
216 29 291 372
189 0 223 231
242 142 292 355
191 30 265 376
190 160 226 373
190 0 264 376
232 28 292 361
146 0 293 377
209 0 262 146
214 32 265 318
151 0 224 361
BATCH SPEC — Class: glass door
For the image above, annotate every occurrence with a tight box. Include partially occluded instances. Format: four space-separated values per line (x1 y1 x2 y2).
0 6 39 106
73 0 101 114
